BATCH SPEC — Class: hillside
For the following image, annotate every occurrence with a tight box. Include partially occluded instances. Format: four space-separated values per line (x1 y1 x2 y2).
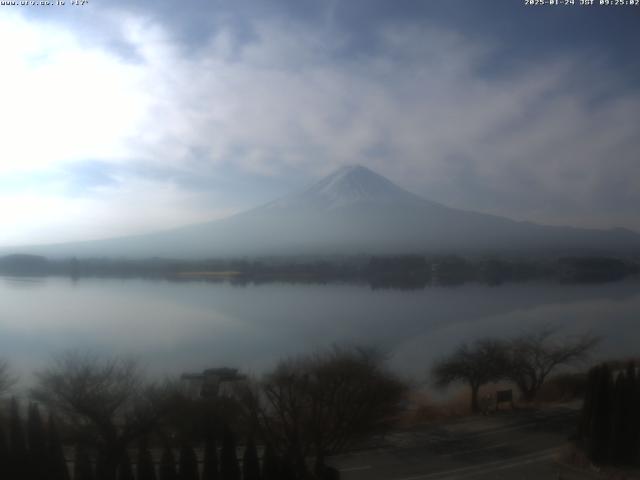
6 165 640 259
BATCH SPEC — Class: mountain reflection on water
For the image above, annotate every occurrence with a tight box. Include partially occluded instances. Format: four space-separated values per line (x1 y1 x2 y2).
1 276 638 385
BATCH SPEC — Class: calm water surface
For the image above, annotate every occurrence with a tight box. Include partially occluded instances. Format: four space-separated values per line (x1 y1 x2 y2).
2 276 639 384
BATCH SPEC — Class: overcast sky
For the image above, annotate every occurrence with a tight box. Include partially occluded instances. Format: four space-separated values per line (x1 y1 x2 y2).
1 0 639 246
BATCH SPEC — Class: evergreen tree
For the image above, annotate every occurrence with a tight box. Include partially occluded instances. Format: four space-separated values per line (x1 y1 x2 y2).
95 450 110 480
9 398 29 479
137 437 157 480
117 451 135 480
583 364 613 464
261 444 279 480
578 366 598 439
47 414 71 480
74 445 95 480
314 454 341 480
159 445 177 480
202 435 219 480
220 425 240 480
0 425 10 479
636 365 640 462
624 362 639 463
242 437 260 480
609 371 626 464
279 451 295 480
27 403 48 478
178 443 199 480
580 362 640 466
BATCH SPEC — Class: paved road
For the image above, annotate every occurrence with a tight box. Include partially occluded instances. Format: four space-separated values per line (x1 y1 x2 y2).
330 407 598 480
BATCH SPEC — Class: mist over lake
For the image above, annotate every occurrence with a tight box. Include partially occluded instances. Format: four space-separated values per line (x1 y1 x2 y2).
3 276 638 385
3 3 640 477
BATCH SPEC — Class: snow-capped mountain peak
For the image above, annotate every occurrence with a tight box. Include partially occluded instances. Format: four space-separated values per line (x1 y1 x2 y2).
7 164 639 258
266 164 421 210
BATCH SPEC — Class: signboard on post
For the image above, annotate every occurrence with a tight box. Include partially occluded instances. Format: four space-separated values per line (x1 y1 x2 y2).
496 389 514 410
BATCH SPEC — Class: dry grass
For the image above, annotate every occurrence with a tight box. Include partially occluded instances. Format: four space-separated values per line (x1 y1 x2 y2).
397 383 522 427
396 390 466 427
536 372 587 404
397 377 589 429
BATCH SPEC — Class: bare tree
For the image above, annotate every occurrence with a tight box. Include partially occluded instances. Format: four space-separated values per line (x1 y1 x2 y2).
432 339 509 413
31 351 177 480
242 346 407 476
506 328 599 401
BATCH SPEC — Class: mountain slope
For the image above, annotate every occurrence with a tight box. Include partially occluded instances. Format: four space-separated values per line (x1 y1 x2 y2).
7 165 640 258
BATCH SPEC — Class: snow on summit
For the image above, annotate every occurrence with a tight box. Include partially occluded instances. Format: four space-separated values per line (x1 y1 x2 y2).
265 165 422 211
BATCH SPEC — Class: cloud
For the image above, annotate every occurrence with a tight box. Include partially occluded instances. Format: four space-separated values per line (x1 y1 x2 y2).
119 18 640 229
0 177 233 246
0 12 151 175
1 7 639 246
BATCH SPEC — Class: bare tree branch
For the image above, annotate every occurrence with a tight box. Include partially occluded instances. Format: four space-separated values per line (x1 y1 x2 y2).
31 351 175 480
431 339 509 413
506 327 600 401
241 345 407 477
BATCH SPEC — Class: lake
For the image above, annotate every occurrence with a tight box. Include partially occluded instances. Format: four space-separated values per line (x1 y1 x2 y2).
2 276 639 387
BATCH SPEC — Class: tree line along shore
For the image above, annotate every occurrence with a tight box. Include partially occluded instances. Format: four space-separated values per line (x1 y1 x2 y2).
1 253 638 287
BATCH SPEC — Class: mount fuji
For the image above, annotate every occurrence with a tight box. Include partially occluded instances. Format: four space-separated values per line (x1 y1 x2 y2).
9 165 640 258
